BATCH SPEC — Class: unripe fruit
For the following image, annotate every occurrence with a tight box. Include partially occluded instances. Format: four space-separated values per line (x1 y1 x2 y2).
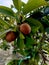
6 31 17 42
20 23 31 35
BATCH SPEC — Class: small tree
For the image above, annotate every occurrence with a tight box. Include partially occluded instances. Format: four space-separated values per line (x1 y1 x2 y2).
0 0 49 65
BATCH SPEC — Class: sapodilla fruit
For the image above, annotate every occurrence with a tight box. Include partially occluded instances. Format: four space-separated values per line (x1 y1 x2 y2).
20 23 31 35
6 31 17 42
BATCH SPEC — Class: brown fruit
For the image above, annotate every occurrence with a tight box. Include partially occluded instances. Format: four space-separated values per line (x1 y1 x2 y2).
6 31 17 42
20 23 31 35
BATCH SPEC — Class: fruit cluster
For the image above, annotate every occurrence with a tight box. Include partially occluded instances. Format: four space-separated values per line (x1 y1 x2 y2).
6 23 31 42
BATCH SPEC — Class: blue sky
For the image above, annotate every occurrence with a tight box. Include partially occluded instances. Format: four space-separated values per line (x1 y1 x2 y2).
0 0 28 7
0 0 13 7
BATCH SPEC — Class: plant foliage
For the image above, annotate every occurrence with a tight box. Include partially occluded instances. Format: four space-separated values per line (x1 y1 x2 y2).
0 0 49 65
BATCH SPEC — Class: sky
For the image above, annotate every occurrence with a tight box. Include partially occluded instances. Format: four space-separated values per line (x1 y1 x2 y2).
0 0 28 7
0 0 13 7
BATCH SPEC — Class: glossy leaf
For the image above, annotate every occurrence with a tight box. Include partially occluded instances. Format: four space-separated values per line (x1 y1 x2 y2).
23 0 47 14
13 0 22 11
0 29 12 38
17 38 25 49
19 32 25 39
0 18 10 29
0 6 14 17
25 36 36 48
22 2 26 7
25 18 44 32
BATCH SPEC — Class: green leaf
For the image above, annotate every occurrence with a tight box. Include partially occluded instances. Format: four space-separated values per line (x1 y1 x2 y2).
0 40 10 50
7 60 17 65
23 0 47 14
0 6 14 17
25 18 44 32
17 49 27 56
25 36 36 48
45 27 49 34
0 29 12 38
0 25 5 31
19 32 25 39
0 18 10 29
22 2 26 7
41 16 49 27
17 37 25 49
31 26 40 34
13 0 22 11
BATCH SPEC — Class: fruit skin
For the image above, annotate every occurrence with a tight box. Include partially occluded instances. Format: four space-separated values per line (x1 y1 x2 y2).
6 31 17 42
20 23 31 35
